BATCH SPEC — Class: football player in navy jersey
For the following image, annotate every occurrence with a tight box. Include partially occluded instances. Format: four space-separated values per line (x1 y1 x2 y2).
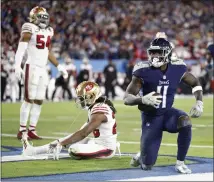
123 37 203 174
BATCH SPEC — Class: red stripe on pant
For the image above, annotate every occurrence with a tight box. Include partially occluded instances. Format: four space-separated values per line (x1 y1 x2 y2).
24 64 30 102
71 149 113 159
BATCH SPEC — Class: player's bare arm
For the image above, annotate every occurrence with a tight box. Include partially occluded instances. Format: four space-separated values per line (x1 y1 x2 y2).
48 51 68 79
124 75 162 107
123 75 143 105
181 72 203 118
181 72 203 101
60 113 106 146
48 51 59 67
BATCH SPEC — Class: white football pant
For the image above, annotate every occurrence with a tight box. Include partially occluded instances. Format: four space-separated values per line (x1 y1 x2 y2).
24 64 49 100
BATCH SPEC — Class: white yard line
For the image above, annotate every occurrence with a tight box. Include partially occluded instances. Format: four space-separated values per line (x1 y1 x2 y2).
112 172 214 181
2 133 213 149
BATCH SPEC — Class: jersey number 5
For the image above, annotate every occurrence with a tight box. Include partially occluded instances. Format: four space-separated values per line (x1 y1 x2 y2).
157 85 169 108
36 35 51 49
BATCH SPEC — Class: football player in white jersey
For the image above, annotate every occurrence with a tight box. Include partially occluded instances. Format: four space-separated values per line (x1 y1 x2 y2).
21 81 119 160
15 6 68 140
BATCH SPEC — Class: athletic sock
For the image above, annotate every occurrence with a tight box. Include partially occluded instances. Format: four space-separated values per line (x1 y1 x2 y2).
19 101 32 131
29 103 42 131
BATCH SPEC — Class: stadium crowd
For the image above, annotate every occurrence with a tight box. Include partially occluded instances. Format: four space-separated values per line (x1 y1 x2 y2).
1 0 213 102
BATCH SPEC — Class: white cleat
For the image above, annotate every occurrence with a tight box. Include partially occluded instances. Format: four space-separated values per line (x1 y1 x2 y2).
130 152 141 167
175 160 192 174
21 132 35 156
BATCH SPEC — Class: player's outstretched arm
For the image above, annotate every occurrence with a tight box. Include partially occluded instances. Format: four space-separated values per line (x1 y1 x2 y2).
48 51 68 79
181 72 203 118
59 113 106 146
15 32 31 80
123 75 144 105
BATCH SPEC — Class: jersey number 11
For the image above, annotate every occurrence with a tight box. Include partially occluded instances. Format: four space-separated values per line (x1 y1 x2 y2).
157 85 169 108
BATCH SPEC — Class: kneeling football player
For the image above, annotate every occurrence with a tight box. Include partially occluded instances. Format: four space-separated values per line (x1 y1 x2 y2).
123 35 203 174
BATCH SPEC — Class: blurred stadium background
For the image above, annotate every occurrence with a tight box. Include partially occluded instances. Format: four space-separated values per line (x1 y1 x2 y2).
1 0 213 102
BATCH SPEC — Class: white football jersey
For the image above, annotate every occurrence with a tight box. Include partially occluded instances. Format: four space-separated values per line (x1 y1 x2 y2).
88 102 117 150
21 22 54 67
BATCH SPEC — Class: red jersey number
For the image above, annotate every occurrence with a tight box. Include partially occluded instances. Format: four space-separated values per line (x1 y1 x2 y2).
112 122 117 134
93 129 100 138
36 35 51 49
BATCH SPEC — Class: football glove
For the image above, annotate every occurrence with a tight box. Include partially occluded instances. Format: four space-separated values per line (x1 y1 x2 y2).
48 140 62 160
15 66 24 81
141 91 162 107
57 64 68 79
189 100 203 118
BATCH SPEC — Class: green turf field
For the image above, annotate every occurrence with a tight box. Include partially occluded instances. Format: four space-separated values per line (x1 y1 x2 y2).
1 97 213 178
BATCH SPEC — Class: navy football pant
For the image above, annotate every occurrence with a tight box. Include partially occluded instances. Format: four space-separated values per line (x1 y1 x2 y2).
140 107 192 166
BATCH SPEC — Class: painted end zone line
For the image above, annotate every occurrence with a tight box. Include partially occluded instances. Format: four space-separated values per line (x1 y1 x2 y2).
2 133 213 149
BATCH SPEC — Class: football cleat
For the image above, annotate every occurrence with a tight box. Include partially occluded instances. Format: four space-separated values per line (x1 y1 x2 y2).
141 164 152 170
21 132 35 156
175 160 192 174
17 130 26 140
28 130 42 140
130 152 141 167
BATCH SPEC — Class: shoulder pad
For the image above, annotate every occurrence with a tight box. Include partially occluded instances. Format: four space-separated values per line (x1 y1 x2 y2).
133 61 151 72
171 58 186 66
21 23 36 34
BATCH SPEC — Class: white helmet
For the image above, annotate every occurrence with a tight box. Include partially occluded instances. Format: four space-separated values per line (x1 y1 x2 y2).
29 6 49 29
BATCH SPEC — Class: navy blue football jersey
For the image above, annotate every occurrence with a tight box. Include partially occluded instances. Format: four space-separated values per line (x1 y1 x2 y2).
133 60 187 115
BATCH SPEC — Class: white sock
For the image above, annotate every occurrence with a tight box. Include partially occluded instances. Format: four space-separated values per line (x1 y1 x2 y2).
29 104 42 131
20 101 32 131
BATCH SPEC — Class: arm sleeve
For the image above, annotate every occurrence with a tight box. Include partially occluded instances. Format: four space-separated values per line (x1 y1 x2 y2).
15 42 28 67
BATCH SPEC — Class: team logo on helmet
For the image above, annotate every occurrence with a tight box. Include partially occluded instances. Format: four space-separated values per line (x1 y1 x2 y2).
85 83 94 92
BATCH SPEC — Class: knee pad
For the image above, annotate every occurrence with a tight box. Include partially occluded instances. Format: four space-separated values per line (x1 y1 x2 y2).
177 116 192 129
